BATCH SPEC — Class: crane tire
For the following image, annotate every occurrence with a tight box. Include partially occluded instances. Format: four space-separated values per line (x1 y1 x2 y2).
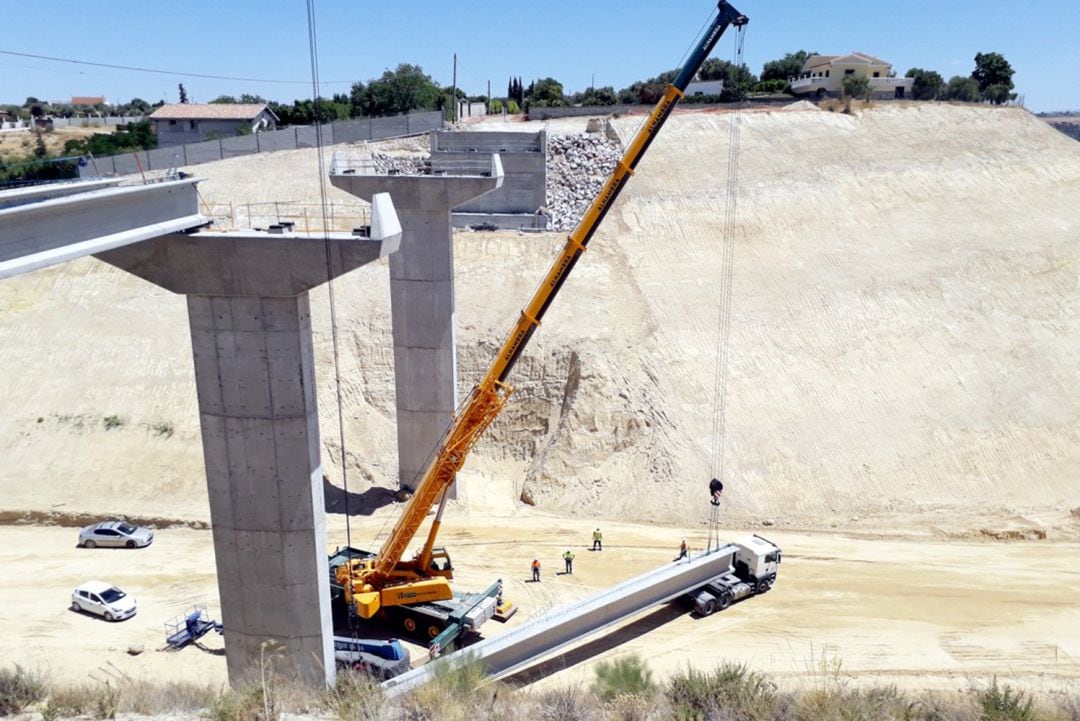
402 616 417 634
427 625 441 640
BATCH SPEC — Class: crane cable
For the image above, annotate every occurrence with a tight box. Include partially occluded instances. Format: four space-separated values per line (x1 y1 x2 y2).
706 25 747 551
305 0 359 619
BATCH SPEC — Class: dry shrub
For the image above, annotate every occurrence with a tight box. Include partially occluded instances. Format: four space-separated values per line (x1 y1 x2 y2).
0 664 47 715
325 668 384 721
666 663 779 721
533 684 601 721
592 654 656 702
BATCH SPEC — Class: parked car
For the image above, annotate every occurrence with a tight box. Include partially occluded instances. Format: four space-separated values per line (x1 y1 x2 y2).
70 581 137 621
78 520 153 549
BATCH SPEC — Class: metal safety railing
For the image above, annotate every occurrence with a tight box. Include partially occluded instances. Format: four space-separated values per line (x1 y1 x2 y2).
199 200 371 233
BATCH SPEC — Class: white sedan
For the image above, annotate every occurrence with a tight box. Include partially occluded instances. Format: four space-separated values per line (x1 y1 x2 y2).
70 581 137 621
77 520 154 549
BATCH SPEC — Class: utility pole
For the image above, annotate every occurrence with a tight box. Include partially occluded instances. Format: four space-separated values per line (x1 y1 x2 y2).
487 79 491 116
451 53 457 123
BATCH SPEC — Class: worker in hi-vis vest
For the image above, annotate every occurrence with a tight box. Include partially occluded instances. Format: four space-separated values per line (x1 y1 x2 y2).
592 528 603 551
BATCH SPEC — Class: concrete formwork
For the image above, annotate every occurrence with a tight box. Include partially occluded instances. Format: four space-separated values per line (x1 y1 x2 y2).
95 195 402 687
330 158 503 492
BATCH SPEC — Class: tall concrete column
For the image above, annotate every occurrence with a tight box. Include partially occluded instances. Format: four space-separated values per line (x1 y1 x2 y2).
95 195 401 687
331 156 502 493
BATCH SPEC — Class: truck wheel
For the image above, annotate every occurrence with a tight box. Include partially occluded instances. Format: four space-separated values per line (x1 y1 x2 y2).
402 616 417 634
700 598 716 616
756 579 771 594
719 593 732 610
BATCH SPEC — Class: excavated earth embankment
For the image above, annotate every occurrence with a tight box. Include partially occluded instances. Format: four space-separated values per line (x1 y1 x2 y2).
1 104 1078 541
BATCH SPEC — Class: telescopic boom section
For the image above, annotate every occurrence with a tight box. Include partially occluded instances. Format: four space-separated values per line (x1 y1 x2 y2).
348 0 747 606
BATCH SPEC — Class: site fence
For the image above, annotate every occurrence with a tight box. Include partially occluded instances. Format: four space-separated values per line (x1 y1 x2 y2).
78 111 443 178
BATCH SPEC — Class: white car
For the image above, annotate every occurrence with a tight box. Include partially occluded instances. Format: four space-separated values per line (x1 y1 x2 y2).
78 520 154 549
71 581 137 621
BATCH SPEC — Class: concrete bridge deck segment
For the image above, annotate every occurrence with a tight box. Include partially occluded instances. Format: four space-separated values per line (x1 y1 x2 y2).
0 178 207 280
96 194 401 688
331 155 503 494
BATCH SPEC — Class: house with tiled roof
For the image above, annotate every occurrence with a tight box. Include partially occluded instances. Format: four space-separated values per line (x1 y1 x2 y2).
71 96 107 107
789 52 914 99
149 103 278 147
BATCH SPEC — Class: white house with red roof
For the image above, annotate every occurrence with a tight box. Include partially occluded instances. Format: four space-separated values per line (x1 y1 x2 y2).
149 103 278 147
789 52 914 99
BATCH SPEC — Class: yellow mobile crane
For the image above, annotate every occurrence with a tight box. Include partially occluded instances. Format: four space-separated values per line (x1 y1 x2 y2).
338 0 749 624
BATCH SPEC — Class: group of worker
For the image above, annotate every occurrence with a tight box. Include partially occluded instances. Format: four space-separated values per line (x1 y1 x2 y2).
529 480 724 581
529 528 603 582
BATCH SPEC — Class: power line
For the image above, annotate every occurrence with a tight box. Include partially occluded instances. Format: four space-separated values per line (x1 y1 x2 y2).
0 49 353 86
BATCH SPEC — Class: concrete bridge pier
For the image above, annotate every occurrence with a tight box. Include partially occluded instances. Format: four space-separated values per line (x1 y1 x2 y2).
331 156 503 495
95 195 401 687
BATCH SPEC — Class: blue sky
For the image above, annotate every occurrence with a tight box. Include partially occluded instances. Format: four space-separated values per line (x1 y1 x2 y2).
1 1 1077 112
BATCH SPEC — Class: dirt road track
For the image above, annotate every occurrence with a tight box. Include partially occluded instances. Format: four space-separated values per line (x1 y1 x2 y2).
2 513 1076 692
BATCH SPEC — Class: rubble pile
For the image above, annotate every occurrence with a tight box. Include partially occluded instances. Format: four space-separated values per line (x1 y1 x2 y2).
369 152 427 175
546 133 622 231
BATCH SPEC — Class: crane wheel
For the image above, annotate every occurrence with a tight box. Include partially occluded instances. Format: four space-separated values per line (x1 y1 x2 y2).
427 625 442 640
402 617 417 634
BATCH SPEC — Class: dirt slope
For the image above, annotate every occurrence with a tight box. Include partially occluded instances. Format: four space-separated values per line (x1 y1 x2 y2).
1 104 1078 539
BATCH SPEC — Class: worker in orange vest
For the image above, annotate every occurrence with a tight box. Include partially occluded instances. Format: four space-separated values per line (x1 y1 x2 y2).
531 558 541 582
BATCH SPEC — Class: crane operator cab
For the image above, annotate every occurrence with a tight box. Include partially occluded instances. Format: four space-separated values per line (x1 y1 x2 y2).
733 534 781 593
427 548 453 575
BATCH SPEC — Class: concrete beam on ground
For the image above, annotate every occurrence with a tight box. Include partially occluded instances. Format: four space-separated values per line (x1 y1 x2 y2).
330 155 503 494
382 545 739 697
96 193 402 688
0 178 207 280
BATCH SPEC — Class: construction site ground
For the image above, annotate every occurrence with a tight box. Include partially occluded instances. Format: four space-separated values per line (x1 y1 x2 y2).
3 485 1078 692
2 103 1079 694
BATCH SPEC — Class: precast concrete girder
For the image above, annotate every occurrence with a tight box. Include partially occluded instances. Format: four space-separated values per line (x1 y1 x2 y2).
0 179 207 280
383 545 740 696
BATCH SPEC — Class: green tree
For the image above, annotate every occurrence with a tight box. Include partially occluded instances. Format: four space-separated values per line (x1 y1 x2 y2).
945 75 980 102
33 132 47 158
841 74 872 101
905 68 945 100
210 95 238 104
239 94 266 104
364 64 441 116
972 52 1015 100
699 58 757 101
124 97 151 115
178 83 188 104
760 50 814 83
528 77 565 107
982 84 1014 105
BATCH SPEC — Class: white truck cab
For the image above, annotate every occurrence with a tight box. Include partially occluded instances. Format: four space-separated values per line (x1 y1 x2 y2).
687 534 781 616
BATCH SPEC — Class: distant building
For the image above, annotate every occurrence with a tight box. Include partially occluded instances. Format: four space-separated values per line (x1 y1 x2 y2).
149 103 278 147
790 52 914 99
71 96 107 107
685 79 725 97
